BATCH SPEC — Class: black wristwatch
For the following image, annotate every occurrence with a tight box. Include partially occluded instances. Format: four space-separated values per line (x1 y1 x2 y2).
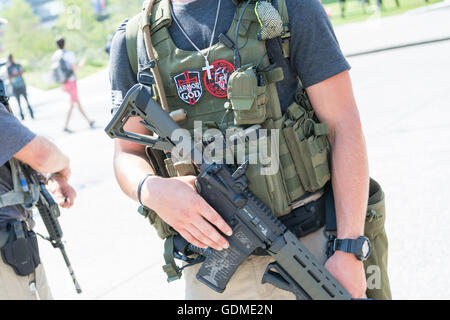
332 236 371 261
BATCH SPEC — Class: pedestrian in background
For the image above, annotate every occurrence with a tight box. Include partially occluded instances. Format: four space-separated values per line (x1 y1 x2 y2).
338 0 346 17
7 54 34 121
51 37 95 134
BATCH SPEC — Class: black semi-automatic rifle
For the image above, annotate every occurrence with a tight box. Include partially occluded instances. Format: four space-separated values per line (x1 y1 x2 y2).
106 83 352 300
31 171 82 294
0 79 81 294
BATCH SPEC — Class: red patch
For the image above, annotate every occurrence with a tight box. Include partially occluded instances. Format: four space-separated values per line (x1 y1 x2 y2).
203 60 235 98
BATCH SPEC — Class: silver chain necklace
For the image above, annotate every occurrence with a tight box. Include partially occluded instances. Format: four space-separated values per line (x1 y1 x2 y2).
171 0 222 80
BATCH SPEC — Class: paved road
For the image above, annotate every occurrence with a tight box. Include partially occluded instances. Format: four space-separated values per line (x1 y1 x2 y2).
335 0 450 56
9 5 450 300
349 39 450 300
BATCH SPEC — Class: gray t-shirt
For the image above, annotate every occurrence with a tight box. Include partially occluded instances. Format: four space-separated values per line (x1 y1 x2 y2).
0 103 36 224
109 0 350 112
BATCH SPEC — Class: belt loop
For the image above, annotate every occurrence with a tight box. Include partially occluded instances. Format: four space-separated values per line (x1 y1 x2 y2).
12 221 25 239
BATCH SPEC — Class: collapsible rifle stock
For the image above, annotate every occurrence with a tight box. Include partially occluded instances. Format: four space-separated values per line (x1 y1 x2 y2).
106 83 352 300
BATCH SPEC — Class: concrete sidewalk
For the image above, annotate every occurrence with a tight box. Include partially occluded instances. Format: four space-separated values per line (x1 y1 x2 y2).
335 0 450 56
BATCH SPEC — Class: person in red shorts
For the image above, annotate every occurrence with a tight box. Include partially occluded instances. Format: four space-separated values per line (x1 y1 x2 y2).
52 37 95 133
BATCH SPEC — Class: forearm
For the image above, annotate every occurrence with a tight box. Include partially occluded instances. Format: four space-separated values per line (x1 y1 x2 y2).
113 143 232 251
113 145 155 201
71 64 79 75
329 113 369 239
14 136 70 175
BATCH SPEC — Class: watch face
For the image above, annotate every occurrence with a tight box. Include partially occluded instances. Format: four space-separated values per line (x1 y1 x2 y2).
362 240 370 258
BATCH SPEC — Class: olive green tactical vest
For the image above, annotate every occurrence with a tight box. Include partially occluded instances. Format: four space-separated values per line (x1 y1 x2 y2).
131 0 332 218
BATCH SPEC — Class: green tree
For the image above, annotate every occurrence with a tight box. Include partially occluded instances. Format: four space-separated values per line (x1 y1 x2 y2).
1 0 54 69
53 0 142 69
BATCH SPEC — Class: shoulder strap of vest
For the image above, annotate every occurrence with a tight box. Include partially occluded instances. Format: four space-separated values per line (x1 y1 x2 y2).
125 0 172 75
275 0 290 59
125 13 142 76
0 160 39 209
0 159 23 208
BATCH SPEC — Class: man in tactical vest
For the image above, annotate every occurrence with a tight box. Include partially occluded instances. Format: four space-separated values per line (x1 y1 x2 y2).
109 0 391 299
0 83 77 299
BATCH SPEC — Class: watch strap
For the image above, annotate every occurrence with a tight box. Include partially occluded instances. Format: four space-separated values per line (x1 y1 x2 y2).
333 238 357 254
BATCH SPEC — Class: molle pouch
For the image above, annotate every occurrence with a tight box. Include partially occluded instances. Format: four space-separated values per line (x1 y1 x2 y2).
364 178 392 300
145 147 170 178
227 67 267 126
141 206 178 240
244 132 290 217
1 222 40 276
173 159 197 177
282 103 331 192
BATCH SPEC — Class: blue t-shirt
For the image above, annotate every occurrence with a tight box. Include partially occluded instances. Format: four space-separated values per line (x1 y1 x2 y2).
109 0 350 113
7 63 26 89
0 103 36 224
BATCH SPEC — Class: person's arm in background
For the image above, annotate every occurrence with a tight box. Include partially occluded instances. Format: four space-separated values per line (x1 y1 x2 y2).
14 136 77 209
17 64 24 77
14 135 70 179
0 103 76 208
7 67 16 81
307 71 369 298
66 52 84 75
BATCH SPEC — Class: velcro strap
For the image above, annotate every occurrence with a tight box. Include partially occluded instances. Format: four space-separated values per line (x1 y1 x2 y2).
162 236 182 282
276 0 290 58
260 67 284 84
173 160 197 176
12 221 25 239
286 102 304 121
314 123 329 136
0 191 26 208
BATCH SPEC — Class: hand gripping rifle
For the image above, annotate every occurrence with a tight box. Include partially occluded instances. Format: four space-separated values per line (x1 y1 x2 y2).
105 83 352 300
25 169 82 294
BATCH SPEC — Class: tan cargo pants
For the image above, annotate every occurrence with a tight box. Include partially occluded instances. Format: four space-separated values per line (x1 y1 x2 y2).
0 259 53 300
184 227 329 300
